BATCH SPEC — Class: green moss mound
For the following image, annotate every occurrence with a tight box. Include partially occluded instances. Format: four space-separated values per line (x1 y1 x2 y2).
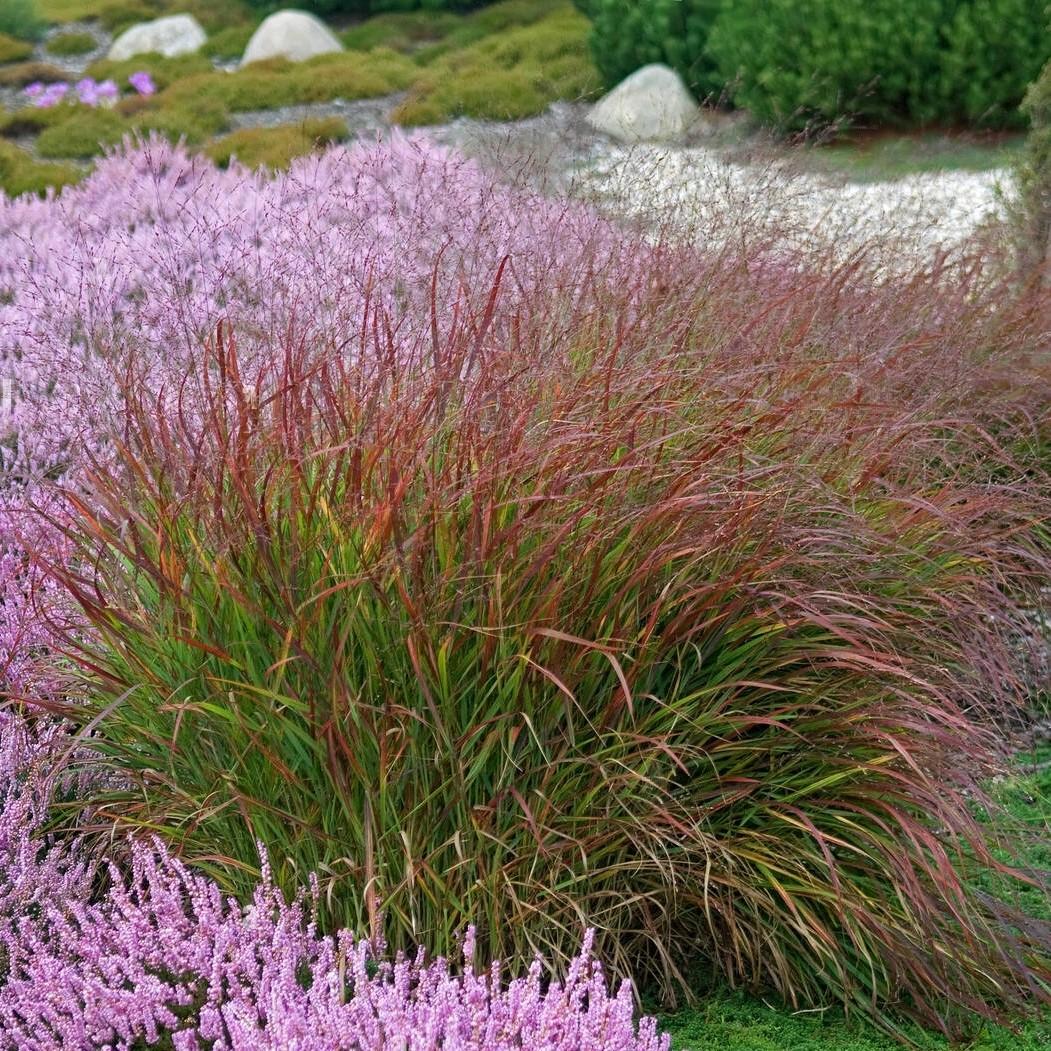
0 32 34 62
392 4 599 124
45 30 97 56
35 106 128 159
205 117 348 170
0 139 80 198
0 60 67 86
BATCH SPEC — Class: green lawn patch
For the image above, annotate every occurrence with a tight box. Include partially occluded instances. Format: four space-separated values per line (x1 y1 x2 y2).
663 992 1051 1051
803 131 1026 182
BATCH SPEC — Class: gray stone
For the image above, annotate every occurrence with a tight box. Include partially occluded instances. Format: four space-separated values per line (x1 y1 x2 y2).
107 14 206 61
241 10 344 66
586 64 700 143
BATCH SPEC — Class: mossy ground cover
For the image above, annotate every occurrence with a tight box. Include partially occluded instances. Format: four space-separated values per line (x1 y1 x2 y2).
44 29 97 55
205 117 349 170
0 33 33 63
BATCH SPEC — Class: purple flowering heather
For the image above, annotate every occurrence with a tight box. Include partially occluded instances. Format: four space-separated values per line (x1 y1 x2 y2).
0 134 645 482
0 715 670 1051
74 77 99 106
128 70 156 96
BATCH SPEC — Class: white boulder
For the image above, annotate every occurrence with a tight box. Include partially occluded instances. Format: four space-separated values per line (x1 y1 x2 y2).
241 10 344 66
107 14 206 61
586 64 701 143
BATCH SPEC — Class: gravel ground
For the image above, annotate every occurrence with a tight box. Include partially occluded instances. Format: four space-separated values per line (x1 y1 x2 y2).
415 102 1013 260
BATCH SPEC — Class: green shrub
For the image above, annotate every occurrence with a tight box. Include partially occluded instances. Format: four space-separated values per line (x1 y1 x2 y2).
707 0 953 132
243 0 484 14
0 138 79 197
1017 60 1051 272
205 117 348 169
35 106 128 159
392 5 600 124
95 0 157 34
586 0 726 101
590 0 1050 132
939 0 1049 128
0 0 43 41
341 10 462 52
0 31 33 61
0 59 65 85
45 30 97 55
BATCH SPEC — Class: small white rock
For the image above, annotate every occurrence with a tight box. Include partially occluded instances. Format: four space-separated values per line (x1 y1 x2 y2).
241 10 344 66
586 64 701 143
107 14 206 61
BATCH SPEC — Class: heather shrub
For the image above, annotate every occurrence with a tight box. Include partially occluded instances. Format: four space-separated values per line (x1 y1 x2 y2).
0 0 42 41
0 31 32 62
205 117 349 169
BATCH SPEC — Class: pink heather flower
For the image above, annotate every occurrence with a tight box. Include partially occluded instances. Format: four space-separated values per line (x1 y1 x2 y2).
128 70 156 96
32 81 69 108
75 77 99 106
95 78 119 106
23 81 44 100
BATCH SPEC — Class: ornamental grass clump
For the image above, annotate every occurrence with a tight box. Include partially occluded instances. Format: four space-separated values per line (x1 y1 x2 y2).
3 139 1051 1037
0 715 667 1050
